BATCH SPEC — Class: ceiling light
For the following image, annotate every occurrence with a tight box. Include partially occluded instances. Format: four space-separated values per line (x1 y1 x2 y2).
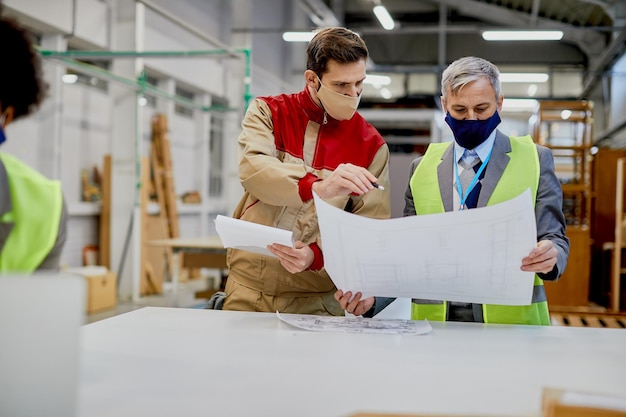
500 73 549 83
282 31 315 42
527 84 538 97
138 96 148 106
373 5 395 30
364 74 391 87
501 98 539 112
380 88 392 99
560 110 572 120
482 30 563 41
62 74 78 84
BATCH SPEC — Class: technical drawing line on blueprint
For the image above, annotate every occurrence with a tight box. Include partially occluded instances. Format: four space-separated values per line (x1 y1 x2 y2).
314 189 536 306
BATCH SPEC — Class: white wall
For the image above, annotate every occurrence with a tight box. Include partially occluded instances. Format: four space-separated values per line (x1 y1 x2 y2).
610 54 626 145
5 0 109 48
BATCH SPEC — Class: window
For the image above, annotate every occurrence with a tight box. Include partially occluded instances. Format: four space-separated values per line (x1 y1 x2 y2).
174 86 194 117
208 97 228 197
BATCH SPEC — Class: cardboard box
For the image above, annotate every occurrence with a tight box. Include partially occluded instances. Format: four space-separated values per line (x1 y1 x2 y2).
65 267 117 313
543 388 626 417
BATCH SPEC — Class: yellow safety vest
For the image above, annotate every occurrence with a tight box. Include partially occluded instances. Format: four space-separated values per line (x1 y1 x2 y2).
408 136 550 325
0 152 62 272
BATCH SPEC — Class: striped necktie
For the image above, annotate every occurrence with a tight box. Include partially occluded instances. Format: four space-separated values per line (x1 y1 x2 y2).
458 151 483 209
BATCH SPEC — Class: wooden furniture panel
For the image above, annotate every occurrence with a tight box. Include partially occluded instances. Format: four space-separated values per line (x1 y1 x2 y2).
610 158 626 311
544 226 591 307
590 148 626 307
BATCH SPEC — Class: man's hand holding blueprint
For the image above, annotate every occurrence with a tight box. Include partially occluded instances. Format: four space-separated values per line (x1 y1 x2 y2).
314 190 537 306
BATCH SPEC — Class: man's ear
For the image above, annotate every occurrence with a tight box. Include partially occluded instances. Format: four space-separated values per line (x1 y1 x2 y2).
440 96 446 114
496 95 504 113
304 70 319 90
1 106 14 127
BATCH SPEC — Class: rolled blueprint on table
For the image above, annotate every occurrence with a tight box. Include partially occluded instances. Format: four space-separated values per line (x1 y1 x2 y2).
314 189 537 306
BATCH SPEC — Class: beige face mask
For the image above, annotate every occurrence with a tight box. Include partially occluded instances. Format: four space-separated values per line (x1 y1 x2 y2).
316 77 361 121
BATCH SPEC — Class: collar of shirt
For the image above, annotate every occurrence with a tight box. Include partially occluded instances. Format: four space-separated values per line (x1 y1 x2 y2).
453 128 498 164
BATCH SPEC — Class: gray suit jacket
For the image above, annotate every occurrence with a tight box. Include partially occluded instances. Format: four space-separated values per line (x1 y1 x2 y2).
369 131 570 317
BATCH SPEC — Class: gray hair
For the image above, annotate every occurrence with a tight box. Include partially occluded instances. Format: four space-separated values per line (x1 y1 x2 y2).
441 56 501 100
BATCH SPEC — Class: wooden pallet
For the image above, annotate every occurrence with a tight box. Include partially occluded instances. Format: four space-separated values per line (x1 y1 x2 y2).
551 312 626 328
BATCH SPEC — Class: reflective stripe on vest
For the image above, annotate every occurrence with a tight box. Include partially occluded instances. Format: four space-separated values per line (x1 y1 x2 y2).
0 152 62 272
408 136 550 326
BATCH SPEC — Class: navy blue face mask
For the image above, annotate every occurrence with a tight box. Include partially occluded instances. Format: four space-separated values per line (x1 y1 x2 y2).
445 111 501 150
0 115 6 146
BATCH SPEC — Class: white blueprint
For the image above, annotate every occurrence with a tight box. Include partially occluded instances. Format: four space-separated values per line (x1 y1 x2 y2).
276 312 432 335
314 189 537 306
215 215 293 257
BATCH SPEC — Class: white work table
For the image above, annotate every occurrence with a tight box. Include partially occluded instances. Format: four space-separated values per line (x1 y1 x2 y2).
78 307 626 417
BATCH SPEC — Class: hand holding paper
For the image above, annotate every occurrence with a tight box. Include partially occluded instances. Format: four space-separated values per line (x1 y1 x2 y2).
215 215 294 258
314 189 537 306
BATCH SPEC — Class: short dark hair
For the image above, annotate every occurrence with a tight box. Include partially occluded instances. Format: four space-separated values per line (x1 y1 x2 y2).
306 27 368 76
0 17 46 120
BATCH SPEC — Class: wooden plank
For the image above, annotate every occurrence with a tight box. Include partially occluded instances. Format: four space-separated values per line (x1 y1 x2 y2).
565 315 584 327
160 135 180 238
582 315 602 327
551 314 564 326
612 158 626 312
544 227 591 308
139 156 150 295
150 117 178 281
144 215 168 294
152 114 179 238
182 252 228 269
98 154 111 268
601 317 622 329
549 305 607 314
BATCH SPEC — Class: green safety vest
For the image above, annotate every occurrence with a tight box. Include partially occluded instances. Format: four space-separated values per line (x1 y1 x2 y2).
0 152 62 273
408 136 550 326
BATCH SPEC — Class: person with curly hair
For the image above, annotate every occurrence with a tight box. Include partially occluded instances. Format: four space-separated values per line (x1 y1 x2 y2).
0 15 67 272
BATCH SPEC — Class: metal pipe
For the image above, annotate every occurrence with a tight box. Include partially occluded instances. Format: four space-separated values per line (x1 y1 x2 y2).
38 49 245 59
38 48 253 109
43 56 235 113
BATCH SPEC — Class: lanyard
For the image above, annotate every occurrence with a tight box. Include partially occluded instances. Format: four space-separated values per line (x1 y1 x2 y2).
454 146 492 210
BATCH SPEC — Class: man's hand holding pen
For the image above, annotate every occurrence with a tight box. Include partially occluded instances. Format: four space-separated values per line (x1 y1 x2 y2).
312 163 383 198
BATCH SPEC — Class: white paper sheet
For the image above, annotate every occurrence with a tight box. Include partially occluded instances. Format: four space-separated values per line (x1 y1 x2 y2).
276 312 432 335
314 189 537 305
214 215 294 257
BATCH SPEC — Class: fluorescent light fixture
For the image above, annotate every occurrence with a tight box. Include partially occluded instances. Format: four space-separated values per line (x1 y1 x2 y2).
373 5 395 30
482 30 563 41
527 84 538 97
62 74 78 84
380 87 392 99
500 73 549 83
282 31 315 42
502 98 539 112
364 74 391 87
